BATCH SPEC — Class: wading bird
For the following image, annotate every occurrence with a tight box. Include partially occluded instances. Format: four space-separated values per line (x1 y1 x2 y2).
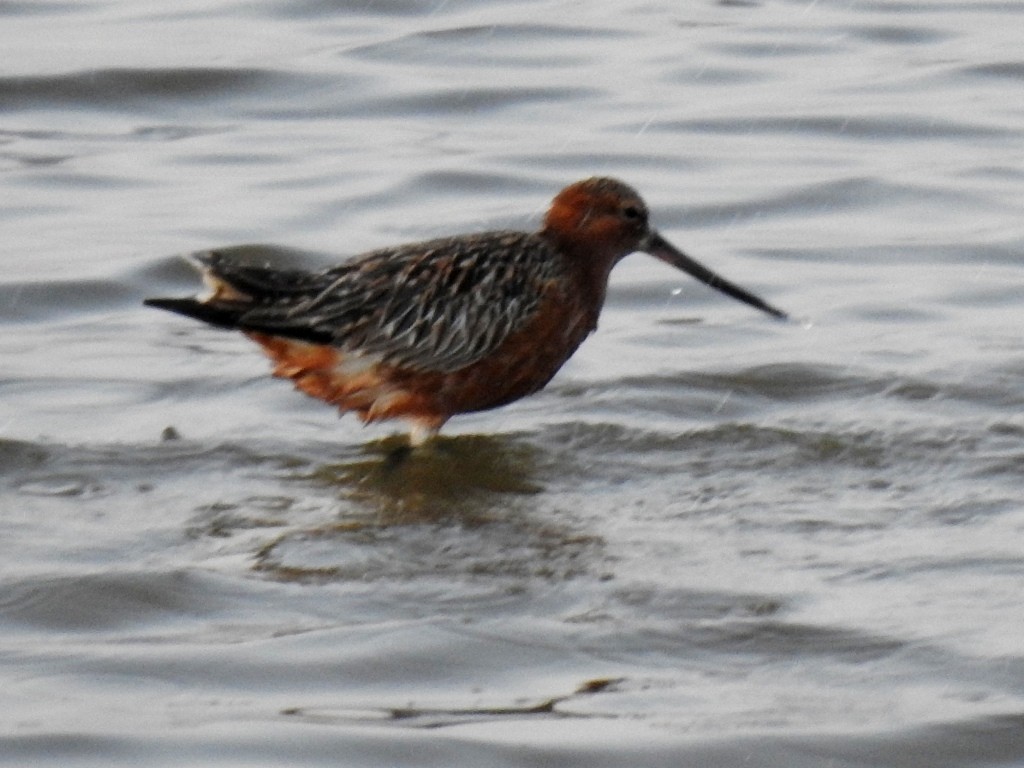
146 177 786 444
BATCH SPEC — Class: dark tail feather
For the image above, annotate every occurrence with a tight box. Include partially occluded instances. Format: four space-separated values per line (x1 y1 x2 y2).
144 296 334 344
143 297 243 330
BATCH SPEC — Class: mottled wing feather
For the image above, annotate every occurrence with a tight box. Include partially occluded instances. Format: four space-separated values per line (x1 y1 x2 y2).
216 231 561 373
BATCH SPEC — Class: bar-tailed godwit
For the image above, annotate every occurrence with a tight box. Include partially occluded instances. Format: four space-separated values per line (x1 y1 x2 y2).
146 177 786 444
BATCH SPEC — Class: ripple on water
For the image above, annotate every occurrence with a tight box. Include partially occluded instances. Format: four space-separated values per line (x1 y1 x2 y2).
0 570 219 631
0 68 340 113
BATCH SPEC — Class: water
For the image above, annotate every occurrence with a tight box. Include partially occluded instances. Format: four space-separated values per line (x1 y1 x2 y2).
2 1 1023 765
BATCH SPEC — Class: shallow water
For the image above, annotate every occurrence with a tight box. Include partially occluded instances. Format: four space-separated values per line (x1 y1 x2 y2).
2 1 1024 765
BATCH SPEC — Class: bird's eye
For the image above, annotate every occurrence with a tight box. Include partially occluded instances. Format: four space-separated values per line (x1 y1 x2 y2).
622 205 644 222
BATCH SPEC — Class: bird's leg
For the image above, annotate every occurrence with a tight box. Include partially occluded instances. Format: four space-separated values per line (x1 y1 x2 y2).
407 420 441 447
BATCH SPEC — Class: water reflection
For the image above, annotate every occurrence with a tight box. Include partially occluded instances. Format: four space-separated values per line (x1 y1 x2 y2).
254 434 604 584
317 433 544 523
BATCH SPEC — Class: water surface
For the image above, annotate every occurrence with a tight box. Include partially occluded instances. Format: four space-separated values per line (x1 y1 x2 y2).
2 1 1023 766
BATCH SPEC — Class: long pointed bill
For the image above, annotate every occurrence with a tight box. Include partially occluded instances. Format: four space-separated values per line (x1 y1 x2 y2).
643 231 788 320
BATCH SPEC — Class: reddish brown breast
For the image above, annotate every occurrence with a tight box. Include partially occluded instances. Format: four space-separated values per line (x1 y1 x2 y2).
244 276 594 430
401 279 595 416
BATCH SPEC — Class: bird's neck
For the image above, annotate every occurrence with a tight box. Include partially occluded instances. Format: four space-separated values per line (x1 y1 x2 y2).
541 228 620 332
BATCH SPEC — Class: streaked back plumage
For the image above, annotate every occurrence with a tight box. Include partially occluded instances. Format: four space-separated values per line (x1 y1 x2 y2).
165 231 562 374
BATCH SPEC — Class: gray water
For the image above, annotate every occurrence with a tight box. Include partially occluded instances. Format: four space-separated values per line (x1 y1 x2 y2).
2 1 1024 765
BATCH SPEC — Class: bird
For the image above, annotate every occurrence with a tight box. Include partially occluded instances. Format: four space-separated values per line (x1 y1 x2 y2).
145 177 787 445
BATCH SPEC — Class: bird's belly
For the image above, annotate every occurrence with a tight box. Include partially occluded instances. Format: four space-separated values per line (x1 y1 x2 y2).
245 291 595 427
